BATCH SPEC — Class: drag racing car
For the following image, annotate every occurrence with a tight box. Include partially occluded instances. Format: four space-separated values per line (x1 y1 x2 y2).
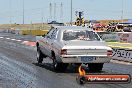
36 26 112 72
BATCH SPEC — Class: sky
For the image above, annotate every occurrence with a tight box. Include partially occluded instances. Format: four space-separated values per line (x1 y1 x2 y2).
0 0 132 24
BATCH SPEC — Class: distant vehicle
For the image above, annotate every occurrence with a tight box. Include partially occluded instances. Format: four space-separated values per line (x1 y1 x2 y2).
123 26 132 32
36 26 112 72
117 23 132 32
48 21 65 26
106 23 117 32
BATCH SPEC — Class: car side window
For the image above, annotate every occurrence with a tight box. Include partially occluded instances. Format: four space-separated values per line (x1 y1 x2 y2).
46 29 54 38
46 28 58 40
50 29 58 40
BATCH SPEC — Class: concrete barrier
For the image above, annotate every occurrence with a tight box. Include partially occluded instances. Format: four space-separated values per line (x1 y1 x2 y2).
112 48 132 62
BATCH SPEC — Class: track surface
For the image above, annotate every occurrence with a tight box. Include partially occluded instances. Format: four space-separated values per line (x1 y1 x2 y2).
0 33 132 88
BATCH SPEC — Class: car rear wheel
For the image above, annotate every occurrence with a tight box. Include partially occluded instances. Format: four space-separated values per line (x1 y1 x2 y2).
37 47 44 63
74 63 82 72
52 55 68 72
88 63 104 72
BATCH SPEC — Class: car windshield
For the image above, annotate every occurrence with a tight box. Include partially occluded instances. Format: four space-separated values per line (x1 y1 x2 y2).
63 30 100 41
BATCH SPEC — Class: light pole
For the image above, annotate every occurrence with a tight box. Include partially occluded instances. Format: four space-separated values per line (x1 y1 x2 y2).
9 0 13 30
9 0 12 25
70 0 73 25
60 2 63 23
41 9 44 29
121 0 124 23
23 0 25 24
49 3 52 21
54 3 56 21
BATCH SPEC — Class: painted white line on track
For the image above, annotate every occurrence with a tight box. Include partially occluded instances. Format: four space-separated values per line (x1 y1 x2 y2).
6 38 10 39
21 41 29 44
11 39 16 41
0 37 4 38
23 41 28 43
16 40 22 42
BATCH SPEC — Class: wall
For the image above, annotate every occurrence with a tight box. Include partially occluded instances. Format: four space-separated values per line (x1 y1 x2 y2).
112 48 132 62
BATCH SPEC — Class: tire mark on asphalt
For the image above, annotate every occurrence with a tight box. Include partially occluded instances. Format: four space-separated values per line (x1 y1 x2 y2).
0 42 87 88
0 33 132 88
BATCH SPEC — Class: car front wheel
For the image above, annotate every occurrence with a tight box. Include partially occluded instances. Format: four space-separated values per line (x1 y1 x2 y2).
37 47 44 63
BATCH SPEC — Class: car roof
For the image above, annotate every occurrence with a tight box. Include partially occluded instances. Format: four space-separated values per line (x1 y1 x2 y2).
54 26 93 31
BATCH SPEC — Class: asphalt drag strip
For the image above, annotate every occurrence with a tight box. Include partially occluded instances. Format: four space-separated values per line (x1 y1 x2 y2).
0 33 132 88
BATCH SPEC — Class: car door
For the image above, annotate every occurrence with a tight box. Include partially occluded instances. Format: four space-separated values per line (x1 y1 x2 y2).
46 29 59 58
40 29 54 57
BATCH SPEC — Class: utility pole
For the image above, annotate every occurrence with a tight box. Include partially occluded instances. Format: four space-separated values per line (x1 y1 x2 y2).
121 0 124 23
23 0 25 24
9 0 12 29
49 3 52 21
41 9 44 29
60 2 63 23
54 3 56 21
9 0 12 25
70 0 73 25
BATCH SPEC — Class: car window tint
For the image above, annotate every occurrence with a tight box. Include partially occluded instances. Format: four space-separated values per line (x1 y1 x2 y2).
50 29 58 40
46 29 54 38
86 31 100 41
63 30 100 41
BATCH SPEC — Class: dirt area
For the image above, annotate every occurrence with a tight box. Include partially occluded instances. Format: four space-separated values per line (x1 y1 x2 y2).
0 23 51 30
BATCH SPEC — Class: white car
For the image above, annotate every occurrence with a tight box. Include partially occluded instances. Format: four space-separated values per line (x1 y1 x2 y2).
36 26 112 71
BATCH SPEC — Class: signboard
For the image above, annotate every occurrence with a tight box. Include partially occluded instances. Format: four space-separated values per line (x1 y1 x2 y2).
112 48 132 62
101 32 132 43
102 33 118 41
